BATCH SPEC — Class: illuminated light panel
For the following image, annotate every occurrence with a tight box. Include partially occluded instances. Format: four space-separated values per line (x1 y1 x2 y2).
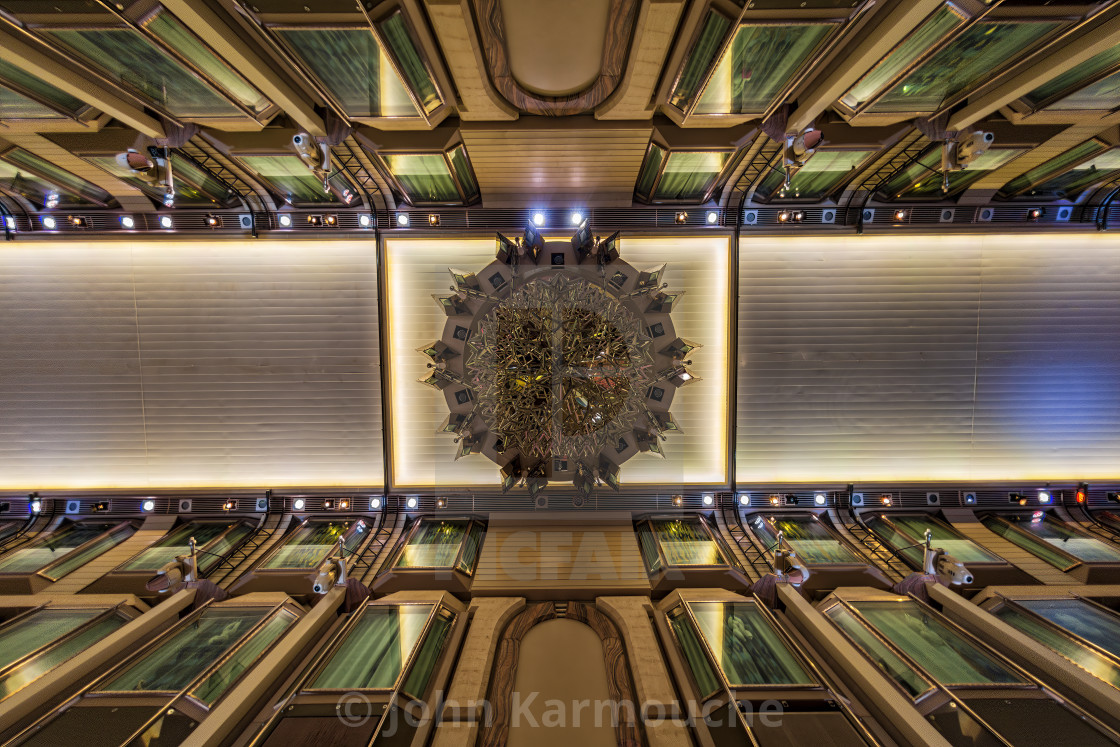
384 236 730 488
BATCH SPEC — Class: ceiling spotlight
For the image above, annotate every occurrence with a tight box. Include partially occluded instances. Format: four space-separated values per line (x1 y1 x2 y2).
358 214 371 228
894 210 907 222
1028 208 1043 220
880 495 893 506
120 215 135 229
428 214 440 226
69 215 87 227
436 497 447 509
791 211 804 223
702 493 714 506
814 492 827 506
206 214 222 228
769 495 781 506
1077 482 1089 503
570 211 583 225
778 211 790 223
162 192 175 208
223 499 238 511
324 214 337 227
323 499 334 510
44 192 60 209
338 498 349 510
306 214 323 227
706 211 719 225
1038 490 1051 504
397 212 410 227
532 212 545 227
41 216 57 230
30 499 42 514
739 493 750 506
160 215 173 229
142 499 155 512
675 211 687 224
370 497 382 510
406 496 418 510
278 213 292 228
293 498 305 511
672 495 683 506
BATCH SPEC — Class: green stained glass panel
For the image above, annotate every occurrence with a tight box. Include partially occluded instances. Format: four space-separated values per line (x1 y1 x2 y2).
0 58 84 115
653 151 728 201
0 87 66 119
377 12 441 114
145 11 269 114
751 515 862 564
448 146 478 201
687 601 816 686
396 520 466 568
890 148 1024 198
982 516 1076 570
401 608 454 698
993 604 1120 690
871 22 1061 113
240 155 340 205
383 153 459 203
100 607 270 693
669 11 732 110
455 522 484 574
1049 69 1120 111
45 29 241 117
86 154 235 208
991 514 1120 566
1028 150 1120 199
694 23 834 115
758 149 871 201
853 601 1026 685
42 523 135 581
311 605 434 689
0 614 126 701
635 144 664 197
0 522 122 574
263 519 365 569
277 28 419 118
1017 598 1120 655
652 518 725 566
866 514 1003 565
842 6 964 109
668 607 720 696
1027 44 1120 108
1 148 112 206
825 605 932 697
191 612 294 705
1002 140 1106 195
0 609 102 671
118 521 233 572
636 523 663 572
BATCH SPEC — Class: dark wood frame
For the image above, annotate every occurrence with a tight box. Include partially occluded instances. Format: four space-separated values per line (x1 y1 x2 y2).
479 601 643 747
471 0 640 115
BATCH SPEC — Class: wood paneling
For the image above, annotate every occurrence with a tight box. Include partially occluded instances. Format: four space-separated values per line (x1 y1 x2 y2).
459 121 652 206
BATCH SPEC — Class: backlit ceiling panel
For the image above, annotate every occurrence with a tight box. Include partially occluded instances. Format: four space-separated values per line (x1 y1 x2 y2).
386 236 731 489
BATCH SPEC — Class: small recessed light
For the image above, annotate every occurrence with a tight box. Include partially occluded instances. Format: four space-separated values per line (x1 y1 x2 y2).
160 216 173 229
223 499 237 511
306 214 323 227
142 499 155 512
30 500 42 514
324 214 337 226
120 215 135 229
397 212 410 227
278 213 292 227
532 212 545 227
428 214 440 226
675 211 687 224
570 211 583 225
436 497 447 508
702 493 714 506
814 492 827 506
406 496 418 509
778 211 789 223
338 498 349 509
1038 491 1051 504
370 497 382 510
293 498 305 511
41 216 57 230
1029 208 1042 220
672 495 683 506
706 211 718 224
880 495 893 506
69 215 87 227
359 214 371 228
739 493 750 506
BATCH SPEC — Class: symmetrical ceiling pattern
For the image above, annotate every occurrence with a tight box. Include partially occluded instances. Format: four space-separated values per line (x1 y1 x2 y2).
0 0 1118 223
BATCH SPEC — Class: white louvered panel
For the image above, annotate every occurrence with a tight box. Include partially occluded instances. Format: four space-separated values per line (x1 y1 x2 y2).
0 240 383 489
736 233 1120 482
385 237 729 488
0 245 149 487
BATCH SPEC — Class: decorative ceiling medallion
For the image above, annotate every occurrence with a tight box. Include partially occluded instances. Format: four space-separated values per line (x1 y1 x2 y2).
420 226 700 498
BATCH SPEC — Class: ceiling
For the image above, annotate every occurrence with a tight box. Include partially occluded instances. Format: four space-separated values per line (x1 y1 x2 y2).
0 0 1118 223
